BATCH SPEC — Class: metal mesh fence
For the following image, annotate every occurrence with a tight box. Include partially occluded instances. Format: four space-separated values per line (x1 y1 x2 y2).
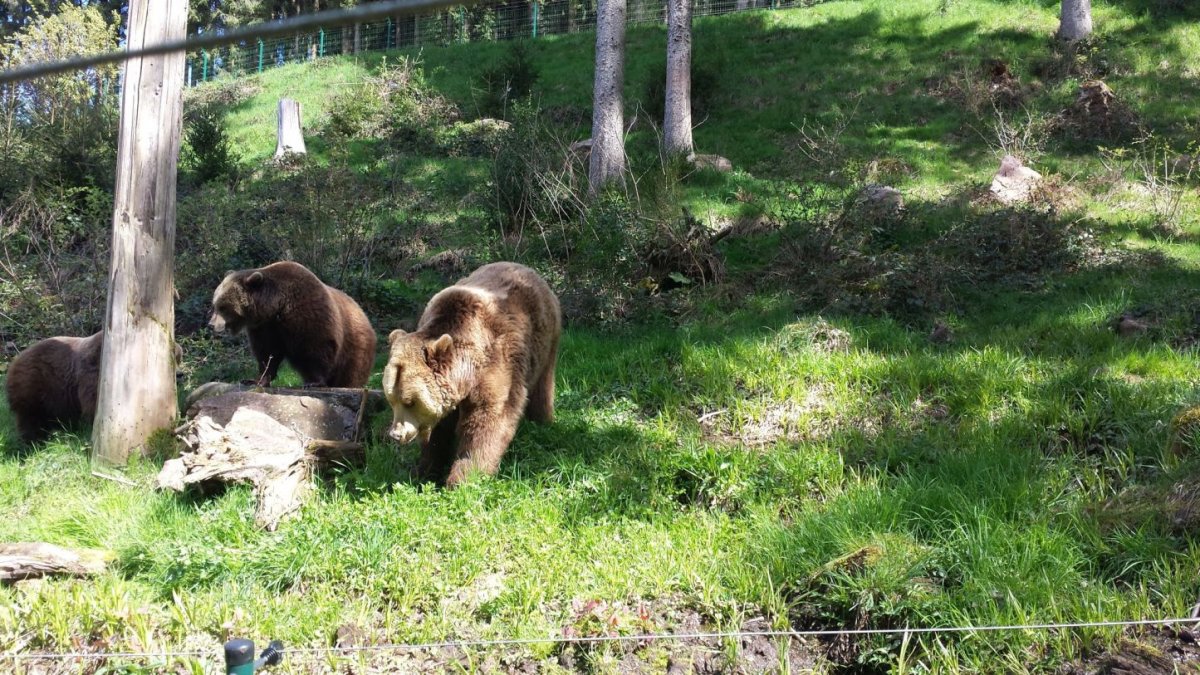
185 0 826 85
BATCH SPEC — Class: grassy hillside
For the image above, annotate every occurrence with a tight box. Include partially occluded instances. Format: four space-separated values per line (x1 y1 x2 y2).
3 0 1200 672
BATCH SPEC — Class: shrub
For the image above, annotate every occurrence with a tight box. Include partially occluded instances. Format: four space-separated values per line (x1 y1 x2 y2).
476 42 539 119
181 112 237 185
0 186 111 345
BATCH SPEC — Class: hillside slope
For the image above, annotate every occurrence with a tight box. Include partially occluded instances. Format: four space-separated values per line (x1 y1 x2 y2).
2 0 1200 672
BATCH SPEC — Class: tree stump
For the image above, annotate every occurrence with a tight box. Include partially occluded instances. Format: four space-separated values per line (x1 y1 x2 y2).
159 385 383 530
0 543 111 583
274 98 307 159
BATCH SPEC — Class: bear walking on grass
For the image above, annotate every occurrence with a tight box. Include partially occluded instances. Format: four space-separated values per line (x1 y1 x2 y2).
6 331 104 444
209 261 377 388
383 262 561 487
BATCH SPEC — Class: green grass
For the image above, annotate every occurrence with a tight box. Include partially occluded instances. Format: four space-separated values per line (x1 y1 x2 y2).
5 0 1200 672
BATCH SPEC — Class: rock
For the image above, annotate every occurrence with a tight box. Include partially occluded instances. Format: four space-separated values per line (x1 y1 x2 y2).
929 321 953 344
334 623 369 649
1116 316 1150 338
569 138 593 158
855 184 904 219
688 153 733 172
989 154 1042 204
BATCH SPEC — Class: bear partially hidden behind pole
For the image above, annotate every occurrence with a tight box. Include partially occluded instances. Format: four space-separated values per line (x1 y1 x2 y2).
5 332 183 445
383 262 561 487
209 261 377 388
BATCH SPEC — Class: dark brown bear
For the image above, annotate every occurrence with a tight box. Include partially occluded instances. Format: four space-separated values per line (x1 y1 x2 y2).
383 262 561 487
209 261 377 388
5 332 185 445
5 332 103 444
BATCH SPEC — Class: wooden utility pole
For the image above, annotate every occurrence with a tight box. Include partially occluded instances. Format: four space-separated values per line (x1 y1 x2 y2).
91 0 187 465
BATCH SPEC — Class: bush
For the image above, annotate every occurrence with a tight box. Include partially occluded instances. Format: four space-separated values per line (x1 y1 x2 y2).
476 42 539 119
0 186 111 345
491 102 586 238
181 112 237 185
322 56 460 154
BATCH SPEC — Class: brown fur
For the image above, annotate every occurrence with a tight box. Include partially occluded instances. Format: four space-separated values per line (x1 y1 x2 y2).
209 261 377 387
5 332 185 445
5 332 103 444
383 262 561 487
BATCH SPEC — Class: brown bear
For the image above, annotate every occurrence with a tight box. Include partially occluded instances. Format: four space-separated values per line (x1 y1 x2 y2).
5 332 185 445
209 261 377 388
6 331 102 444
383 262 561 487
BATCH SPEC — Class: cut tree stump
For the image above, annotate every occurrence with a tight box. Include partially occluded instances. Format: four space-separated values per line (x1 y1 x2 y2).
160 385 384 530
274 98 307 159
0 543 112 583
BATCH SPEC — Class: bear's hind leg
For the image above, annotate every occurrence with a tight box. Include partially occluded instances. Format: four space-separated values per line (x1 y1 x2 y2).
526 360 556 424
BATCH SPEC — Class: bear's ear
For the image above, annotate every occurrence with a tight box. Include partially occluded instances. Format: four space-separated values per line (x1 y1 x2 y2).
425 334 453 365
245 271 265 288
388 329 406 345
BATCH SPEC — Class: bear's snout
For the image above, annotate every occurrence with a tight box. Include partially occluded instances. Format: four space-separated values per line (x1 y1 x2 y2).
209 313 226 333
388 422 418 444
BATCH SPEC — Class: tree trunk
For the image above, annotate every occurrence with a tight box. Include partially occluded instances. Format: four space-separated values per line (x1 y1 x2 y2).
91 0 186 466
663 0 693 158
275 98 307 158
588 0 627 193
1057 0 1092 42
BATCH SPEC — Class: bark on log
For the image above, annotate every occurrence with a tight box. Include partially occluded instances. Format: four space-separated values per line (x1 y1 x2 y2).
91 0 187 465
161 387 378 530
0 543 111 583
275 98 307 159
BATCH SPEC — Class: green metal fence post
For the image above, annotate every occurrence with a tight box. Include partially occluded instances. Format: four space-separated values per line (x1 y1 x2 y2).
257 39 264 72
202 50 209 81
319 28 325 57
459 7 467 42
532 1 539 38
386 18 393 49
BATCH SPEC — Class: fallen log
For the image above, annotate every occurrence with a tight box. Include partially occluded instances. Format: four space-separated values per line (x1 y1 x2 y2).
160 385 383 530
0 543 111 583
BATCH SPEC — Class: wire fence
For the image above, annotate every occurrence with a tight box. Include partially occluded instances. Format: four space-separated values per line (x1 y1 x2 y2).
185 0 828 85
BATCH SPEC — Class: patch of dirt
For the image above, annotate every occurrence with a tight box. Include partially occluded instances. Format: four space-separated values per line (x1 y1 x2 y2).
1056 80 1142 144
405 248 474 281
700 384 838 447
1063 628 1200 675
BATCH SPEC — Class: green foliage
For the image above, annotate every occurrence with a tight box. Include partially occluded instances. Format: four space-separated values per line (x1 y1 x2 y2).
0 4 120 193
181 112 238 186
476 42 540 119
4 1 1200 671
0 185 111 345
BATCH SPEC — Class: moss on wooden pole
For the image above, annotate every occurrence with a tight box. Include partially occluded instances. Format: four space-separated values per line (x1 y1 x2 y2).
91 0 187 465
